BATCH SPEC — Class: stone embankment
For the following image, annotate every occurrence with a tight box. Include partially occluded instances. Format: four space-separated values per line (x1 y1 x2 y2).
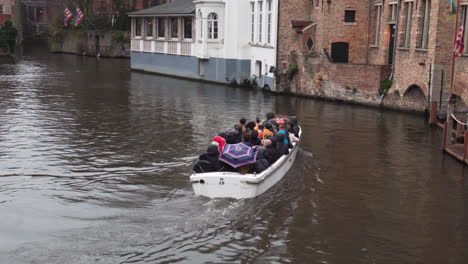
50 30 130 58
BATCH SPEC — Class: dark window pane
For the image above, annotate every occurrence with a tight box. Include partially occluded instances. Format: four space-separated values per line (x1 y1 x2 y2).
184 18 192 39
345 10 356 23
158 18 165 38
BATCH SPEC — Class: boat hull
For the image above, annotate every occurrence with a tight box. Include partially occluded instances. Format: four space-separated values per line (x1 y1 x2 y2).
190 139 300 199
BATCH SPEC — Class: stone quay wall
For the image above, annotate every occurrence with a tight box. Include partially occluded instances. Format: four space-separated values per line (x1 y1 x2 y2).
49 30 130 58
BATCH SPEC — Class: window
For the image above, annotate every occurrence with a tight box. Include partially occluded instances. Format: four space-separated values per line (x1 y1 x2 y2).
157 17 165 38
374 5 382 46
183 17 192 39
331 42 349 63
258 1 263 43
419 0 431 49
306 37 314 52
135 18 142 37
250 2 255 42
170 17 178 39
462 6 468 54
402 1 414 48
145 18 153 37
267 0 272 44
388 3 398 23
344 10 356 23
0 5 4 14
315 0 319 8
207 13 218 39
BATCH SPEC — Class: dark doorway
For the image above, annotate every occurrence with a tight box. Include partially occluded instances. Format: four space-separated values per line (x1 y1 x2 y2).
331 42 349 63
388 24 396 65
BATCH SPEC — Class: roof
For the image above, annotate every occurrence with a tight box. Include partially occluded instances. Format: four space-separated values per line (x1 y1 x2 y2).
290 20 317 33
128 0 196 17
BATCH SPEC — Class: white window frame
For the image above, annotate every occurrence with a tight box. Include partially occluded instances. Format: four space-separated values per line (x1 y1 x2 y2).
374 4 382 46
169 17 179 40
207 13 218 40
388 2 398 23
419 0 431 49
267 0 272 44
403 1 414 48
135 18 142 38
183 17 193 40
250 2 255 43
145 17 153 39
258 0 263 43
157 17 166 39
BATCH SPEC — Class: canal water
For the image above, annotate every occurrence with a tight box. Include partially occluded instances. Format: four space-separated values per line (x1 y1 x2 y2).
1 45 468 264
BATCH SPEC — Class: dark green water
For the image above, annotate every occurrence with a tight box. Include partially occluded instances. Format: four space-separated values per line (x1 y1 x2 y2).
1 45 468 264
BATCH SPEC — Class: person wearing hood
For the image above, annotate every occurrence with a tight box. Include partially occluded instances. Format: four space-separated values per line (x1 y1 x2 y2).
277 124 293 148
212 136 226 153
289 116 300 138
219 127 242 144
274 133 289 158
193 144 224 173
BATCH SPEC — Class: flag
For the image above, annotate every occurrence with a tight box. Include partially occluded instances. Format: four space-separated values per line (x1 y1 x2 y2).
454 24 465 56
75 8 84 27
64 8 73 27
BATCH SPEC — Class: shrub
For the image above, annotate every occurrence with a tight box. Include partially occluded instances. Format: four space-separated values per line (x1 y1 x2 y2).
0 21 18 52
379 77 393 95
286 64 298 80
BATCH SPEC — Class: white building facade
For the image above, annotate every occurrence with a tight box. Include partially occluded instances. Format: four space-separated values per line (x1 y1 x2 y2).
129 0 279 90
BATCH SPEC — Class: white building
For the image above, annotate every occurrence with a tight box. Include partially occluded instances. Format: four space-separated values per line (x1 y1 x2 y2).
128 0 279 90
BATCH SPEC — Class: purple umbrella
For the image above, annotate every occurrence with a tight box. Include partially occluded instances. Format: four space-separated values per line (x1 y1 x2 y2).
219 143 257 168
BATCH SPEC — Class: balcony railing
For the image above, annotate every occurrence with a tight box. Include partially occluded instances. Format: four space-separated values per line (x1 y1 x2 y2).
131 39 194 56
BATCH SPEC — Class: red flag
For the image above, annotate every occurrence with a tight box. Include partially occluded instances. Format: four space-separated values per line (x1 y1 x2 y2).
64 8 73 27
75 8 84 27
454 24 465 56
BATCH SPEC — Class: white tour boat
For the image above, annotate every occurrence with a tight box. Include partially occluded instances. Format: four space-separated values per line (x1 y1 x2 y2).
190 127 301 199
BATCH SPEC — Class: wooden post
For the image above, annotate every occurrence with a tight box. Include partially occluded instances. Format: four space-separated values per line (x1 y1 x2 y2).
443 121 449 150
464 131 468 162
430 101 438 126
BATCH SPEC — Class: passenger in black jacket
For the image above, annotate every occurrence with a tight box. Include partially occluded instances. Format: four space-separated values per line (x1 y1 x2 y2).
289 116 300 138
274 133 289 159
261 139 276 165
265 138 279 164
253 148 269 173
249 130 262 146
193 144 224 173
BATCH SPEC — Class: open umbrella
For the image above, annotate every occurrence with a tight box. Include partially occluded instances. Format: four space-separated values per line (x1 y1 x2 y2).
219 143 257 168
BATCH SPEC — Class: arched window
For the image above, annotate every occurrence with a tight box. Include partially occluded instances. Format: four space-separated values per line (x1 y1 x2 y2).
207 13 218 39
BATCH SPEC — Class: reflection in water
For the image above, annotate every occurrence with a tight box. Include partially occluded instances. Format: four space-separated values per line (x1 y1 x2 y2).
1 46 468 264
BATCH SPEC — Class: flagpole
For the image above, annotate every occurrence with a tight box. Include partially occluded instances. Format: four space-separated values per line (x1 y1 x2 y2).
444 0 462 149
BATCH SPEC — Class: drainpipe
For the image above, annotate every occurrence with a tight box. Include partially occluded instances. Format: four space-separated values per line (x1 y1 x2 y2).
379 0 401 104
389 0 401 80
365 0 372 65
275 0 281 92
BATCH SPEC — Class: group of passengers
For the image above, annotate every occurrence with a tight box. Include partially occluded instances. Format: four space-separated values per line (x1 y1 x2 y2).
193 112 300 175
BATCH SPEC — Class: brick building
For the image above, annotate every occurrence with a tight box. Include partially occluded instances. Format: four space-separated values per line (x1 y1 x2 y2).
278 0 468 116
0 0 14 24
